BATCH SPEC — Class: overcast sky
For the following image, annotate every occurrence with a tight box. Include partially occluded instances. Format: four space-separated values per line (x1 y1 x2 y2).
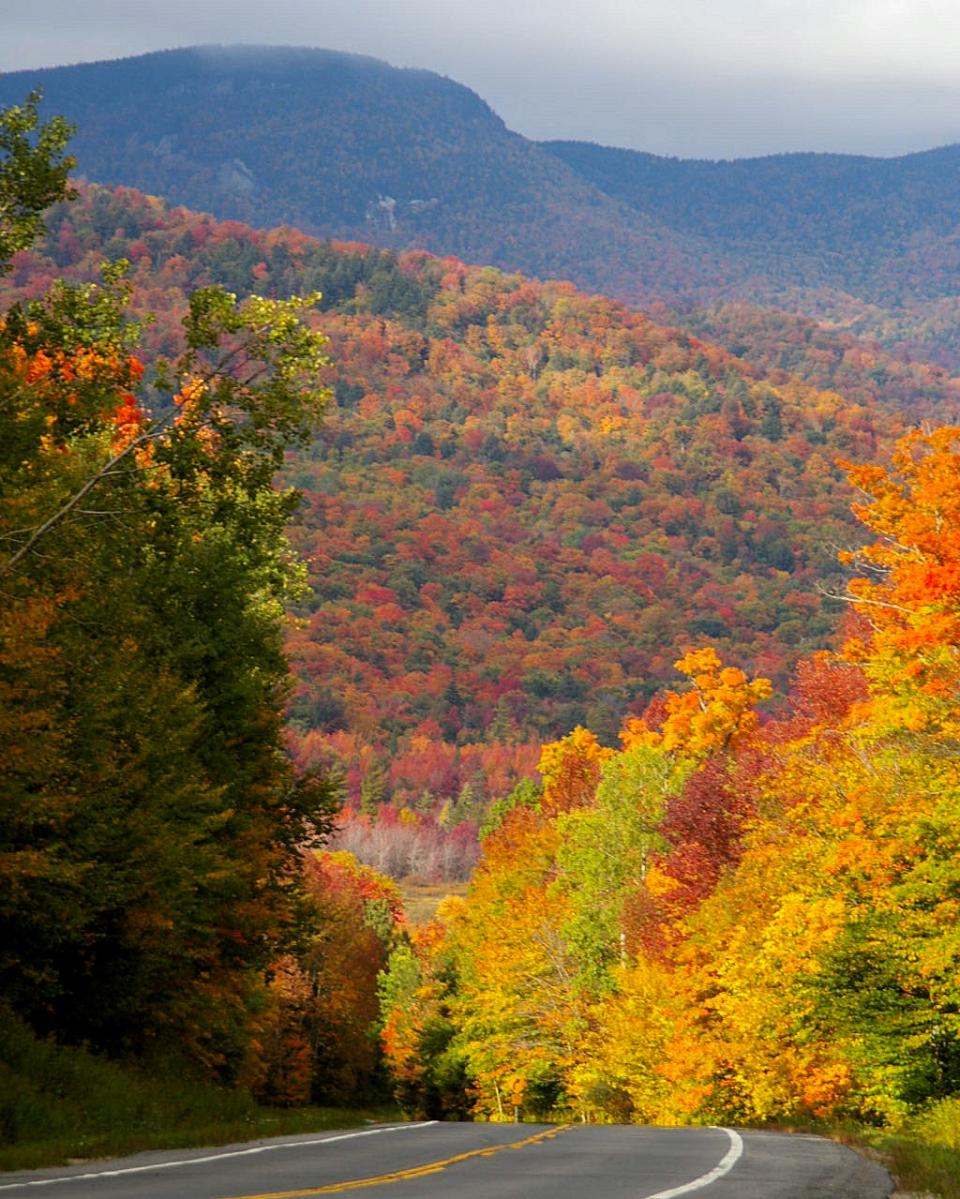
5 0 960 158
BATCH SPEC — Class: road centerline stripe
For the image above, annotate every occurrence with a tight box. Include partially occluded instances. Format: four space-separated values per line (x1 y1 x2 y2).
0 1123 439 1192
222 1124 572 1199
641 1128 744 1199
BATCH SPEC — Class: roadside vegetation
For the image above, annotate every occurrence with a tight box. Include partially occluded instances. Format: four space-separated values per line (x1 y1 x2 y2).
0 1010 395 1172
0 95 399 1161
859 1101 960 1199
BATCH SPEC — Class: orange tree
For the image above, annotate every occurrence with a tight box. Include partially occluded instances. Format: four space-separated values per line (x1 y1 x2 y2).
810 429 960 1110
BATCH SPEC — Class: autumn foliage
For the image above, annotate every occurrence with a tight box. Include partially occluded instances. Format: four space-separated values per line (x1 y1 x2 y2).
8 104 960 1129
254 851 403 1106
4 181 919 873
379 427 960 1125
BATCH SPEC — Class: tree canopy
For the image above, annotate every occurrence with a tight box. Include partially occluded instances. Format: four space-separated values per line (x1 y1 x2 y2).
0 95 339 1079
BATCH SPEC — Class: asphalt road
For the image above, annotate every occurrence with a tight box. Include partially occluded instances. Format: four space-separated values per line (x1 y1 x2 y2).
0 1121 893 1199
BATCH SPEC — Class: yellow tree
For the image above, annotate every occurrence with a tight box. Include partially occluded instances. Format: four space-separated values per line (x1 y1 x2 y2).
449 803 581 1119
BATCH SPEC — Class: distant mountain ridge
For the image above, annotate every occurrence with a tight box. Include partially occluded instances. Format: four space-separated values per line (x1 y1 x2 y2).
546 138 960 298
4 45 960 363
0 46 722 302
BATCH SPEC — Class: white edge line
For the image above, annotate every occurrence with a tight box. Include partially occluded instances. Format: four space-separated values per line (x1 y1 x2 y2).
642 1128 744 1199
0 1122 439 1191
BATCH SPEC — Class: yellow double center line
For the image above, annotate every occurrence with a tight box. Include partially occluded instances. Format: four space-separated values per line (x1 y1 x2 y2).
225 1125 571 1199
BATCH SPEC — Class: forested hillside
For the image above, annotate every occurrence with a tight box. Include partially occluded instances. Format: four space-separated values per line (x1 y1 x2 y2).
547 138 960 303
7 46 960 364
680 301 960 416
4 182 932 851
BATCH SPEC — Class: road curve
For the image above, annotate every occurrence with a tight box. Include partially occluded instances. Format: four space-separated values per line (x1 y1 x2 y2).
0 1121 892 1199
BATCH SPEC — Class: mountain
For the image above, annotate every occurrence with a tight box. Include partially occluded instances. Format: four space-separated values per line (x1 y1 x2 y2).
546 138 960 364
0 46 721 305
5 46 960 364
3 181 916 817
546 138 960 301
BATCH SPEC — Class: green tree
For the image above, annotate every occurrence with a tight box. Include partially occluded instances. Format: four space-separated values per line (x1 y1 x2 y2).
555 743 681 993
0 90 74 266
360 759 390 817
0 97 338 1075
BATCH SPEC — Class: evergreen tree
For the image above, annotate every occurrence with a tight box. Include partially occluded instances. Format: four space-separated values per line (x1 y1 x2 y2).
359 760 390 818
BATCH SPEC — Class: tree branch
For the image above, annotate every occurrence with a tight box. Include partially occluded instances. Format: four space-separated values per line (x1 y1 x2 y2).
0 429 154 575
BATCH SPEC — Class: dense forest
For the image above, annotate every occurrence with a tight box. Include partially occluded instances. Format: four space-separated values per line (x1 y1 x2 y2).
4 180 934 875
8 46 960 365
0 97 386 1108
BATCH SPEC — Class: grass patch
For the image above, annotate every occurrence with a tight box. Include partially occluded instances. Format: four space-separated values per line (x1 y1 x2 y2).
398 881 468 926
756 1109 960 1198
857 1098 960 1199
0 1012 398 1173
873 1136 960 1198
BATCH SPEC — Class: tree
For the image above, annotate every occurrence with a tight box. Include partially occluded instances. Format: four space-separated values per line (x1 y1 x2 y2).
555 742 681 993
0 91 74 266
0 96 338 1076
360 759 390 817
840 427 960 737
256 852 404 1106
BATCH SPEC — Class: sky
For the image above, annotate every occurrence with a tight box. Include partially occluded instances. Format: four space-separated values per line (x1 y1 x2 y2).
5 0 960 159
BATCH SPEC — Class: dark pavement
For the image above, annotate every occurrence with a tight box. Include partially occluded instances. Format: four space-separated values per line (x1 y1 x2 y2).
0 1120 893 1199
